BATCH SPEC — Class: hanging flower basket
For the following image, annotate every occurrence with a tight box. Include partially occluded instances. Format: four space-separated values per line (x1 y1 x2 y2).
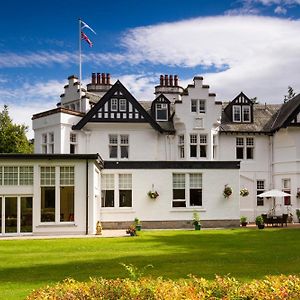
147 190 159 199
240 188 249 197
296 191 300 199
223 185 233 198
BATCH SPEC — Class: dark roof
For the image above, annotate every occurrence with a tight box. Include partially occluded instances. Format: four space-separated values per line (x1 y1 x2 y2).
220 103 281 134
32 107 84 120
270 94 300 131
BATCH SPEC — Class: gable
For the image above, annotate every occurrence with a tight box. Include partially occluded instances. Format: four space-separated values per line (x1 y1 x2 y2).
151 94 171 121
73 80 163 132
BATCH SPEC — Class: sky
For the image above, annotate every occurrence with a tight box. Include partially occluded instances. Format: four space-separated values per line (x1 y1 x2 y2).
1 0 300 138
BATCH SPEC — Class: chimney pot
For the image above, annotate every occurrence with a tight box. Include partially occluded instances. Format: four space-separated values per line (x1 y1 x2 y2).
169 75 173 86
101 73 105 84
174 75 178 86
164 74 169 86
97 73 101 85
160 75 164 86
107 73 111 85
92 73 96 85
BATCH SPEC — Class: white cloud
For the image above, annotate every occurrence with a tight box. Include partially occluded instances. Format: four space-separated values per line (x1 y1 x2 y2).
274 5 287 13
118 15 300 103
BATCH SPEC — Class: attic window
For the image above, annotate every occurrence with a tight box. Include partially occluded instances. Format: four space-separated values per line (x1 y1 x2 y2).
242 106 251 122
156 103 168 121
233 106 241 122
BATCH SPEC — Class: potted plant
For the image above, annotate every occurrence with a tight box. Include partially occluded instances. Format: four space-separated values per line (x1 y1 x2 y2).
126 225 137 236
255 215 265 229
223 185 233 198
192 211 201 230
134 217 142 231
240 188 249 197
296 209 300 223
240 216 247 227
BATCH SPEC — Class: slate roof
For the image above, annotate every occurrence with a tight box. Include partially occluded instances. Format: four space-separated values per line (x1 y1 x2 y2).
220 103 282 134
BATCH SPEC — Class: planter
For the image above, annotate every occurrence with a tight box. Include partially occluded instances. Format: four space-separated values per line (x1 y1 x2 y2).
135 224 142 231
241 222 247 227
130 232 136 236
257 224 265 229
194 224 201 230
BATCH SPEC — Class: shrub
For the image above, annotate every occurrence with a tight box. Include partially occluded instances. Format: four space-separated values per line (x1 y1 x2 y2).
26 274 300 299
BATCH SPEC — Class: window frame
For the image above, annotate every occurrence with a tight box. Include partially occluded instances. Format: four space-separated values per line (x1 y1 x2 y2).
242 106 251 122
233 105 241 122
256 180 265 206
156 103 168 121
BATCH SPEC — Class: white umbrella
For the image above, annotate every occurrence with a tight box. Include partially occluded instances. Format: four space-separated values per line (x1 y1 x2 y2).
257 189 292 198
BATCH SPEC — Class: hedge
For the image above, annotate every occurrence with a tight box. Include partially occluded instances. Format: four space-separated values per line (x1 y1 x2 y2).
26 274 300 300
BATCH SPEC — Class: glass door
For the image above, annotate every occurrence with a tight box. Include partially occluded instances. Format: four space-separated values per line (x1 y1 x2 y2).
0 197 2 234
21 197 32 233
5 197 17 233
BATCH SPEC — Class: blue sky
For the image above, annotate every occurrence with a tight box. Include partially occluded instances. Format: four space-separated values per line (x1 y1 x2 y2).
1 0 300 137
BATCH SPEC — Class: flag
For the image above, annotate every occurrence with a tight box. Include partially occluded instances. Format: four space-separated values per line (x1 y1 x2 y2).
81 20 96 35
81 31 93 47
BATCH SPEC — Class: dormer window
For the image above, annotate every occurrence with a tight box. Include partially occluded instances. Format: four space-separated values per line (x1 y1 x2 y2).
156 103 168 121
242 106 251 122
233 106 241 122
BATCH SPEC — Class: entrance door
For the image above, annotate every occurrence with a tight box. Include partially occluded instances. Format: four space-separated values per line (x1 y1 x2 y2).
1 196 33 235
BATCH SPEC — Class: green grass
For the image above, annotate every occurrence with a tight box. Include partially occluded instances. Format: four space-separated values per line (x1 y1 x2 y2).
1 228 300 299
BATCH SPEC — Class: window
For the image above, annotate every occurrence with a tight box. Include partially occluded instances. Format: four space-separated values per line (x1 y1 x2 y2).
70 133 77 154
19 166 34 185
172 173 202 208
190 134 207 158
40 166 75 223
233 106 241 122
178 135 185 159
119 99 127 111
156 103 168 121
109 134 129 159
172 174 186 207
236 137 254 160
60 167 74 222
190 174 202 206
111 98 118 111
191 99 206 113
101 174 115 207
242 106 251 122
41 132 54 154
3 166 18 185
40 166 56 222
256 180 265 206
213 135 217 160
119 174 132 207
282 179 291 205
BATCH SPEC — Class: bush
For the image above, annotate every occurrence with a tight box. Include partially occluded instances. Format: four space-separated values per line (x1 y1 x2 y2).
26 275 300 299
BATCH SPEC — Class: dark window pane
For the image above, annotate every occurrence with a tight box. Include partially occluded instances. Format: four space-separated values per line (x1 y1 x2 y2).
190 145 197 157
5 197 17 233
190 189 202 206
246 147 253 159
257 198 264 206
21 197 32 232
236 147 244 159
101 190 114 207
60 186 74 222
200 145 207 157
120 146 129 158
172 201 186 207
109 146 118 158
70 144 75 154
173 189 185 199
284 196 291 206
119 190 132 207
157 109 167 120
41 187 55 222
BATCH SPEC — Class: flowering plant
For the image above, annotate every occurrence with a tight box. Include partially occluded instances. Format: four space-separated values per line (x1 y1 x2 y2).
126 225 137 236
147 190 159 199
240 188 249 197
223 185 233 198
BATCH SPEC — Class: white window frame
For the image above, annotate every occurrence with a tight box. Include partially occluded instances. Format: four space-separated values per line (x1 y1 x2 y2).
70 133 77 154
178 135 185 159
236 137 254 160
41 132 54 154
257 180 265 206
233 105 241 122
111 98 118 111
199 100 206 113
242 106 251 122
156 103 168 121
109 134 129 159
119 99 127 112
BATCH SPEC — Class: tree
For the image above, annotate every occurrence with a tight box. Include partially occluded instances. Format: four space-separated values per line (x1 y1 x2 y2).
0 105 33 153
284 86 296 103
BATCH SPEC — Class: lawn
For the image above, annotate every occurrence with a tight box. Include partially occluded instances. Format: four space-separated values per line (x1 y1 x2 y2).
1 228 300 299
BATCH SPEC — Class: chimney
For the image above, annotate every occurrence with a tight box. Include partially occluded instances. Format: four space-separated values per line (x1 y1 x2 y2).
169 75 173 86
107 73 111 85
174 75 178 86
164 74 169 86
97 73 101 84
101 73 105 84
92 73 96 84
160 75 164 86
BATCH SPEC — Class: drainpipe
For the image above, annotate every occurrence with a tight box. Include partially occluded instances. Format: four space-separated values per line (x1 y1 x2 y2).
269 135 274 189
86 159 89 235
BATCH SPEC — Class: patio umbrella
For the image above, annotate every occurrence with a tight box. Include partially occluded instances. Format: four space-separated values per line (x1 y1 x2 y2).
257 189 292 215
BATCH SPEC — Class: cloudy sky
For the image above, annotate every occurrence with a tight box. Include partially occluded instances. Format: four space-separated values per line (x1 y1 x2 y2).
1 0 300 137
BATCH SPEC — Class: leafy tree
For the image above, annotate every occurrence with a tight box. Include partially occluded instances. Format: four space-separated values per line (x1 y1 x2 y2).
284 86 296 103
0 105 33 153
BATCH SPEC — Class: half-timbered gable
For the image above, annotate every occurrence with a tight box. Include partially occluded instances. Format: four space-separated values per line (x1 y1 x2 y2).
224 92 254 123
73 80 163 132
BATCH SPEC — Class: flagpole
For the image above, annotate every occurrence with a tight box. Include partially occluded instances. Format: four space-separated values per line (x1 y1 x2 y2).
78 18 82 112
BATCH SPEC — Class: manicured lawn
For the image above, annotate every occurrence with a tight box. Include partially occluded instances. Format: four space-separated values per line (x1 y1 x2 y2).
1 228 300 299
